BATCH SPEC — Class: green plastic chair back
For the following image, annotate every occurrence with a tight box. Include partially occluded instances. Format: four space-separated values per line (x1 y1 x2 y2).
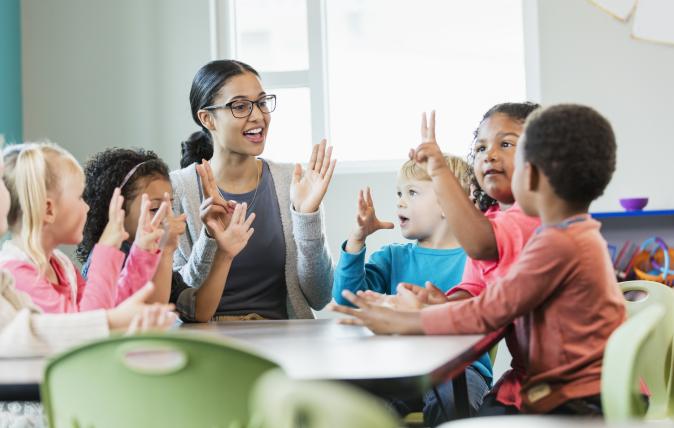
601 304 674 421
620 280 674 319
41 332 279 428
249 368 400 428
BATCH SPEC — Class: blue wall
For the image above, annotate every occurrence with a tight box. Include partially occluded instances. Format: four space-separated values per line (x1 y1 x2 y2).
0 0 22 143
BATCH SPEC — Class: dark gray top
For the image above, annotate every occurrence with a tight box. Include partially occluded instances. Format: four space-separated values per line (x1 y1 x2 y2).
198 160 288 319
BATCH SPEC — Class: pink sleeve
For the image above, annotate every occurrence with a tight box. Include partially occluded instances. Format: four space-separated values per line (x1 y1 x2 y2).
79 244 125 311
3 261 71 313
420 230 573 335
446 258 485 297
115 244 161 304
480 206 540 273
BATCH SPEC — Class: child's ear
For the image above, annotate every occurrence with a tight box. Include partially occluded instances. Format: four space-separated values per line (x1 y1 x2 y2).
527 162 540 192
43 198 56 225
197 110 216 131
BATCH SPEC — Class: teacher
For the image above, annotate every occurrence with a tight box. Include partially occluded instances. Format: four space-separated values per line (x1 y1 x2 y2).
171 59 335 320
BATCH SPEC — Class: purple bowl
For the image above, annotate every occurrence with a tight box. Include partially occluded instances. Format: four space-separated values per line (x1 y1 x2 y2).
619 197 649 211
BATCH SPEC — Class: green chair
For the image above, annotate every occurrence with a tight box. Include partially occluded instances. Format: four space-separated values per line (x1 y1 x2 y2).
41 332 279 428
601 304 674 421
249 368 401 428
620 280 674 319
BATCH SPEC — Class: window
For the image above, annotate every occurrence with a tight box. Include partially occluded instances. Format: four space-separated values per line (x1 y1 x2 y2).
216 0 526 166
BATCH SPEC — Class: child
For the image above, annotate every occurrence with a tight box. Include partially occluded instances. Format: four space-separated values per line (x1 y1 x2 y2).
77 148 256 322
0 151 175 426
332 155 492 423
333 103 625 416
333 155 471 300
0 143 164 314
363 103 542 421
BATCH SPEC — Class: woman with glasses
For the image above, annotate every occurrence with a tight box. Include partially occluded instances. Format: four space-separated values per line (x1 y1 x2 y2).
170 60 336 321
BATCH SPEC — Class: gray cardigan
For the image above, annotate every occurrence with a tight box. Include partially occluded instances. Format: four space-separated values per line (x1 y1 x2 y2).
170 161 334 319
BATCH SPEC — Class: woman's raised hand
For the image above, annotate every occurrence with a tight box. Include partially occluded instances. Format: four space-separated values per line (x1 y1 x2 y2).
290 139 337 213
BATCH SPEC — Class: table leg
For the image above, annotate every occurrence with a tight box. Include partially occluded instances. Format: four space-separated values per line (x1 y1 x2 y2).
0 384 40 402
452 370 469 419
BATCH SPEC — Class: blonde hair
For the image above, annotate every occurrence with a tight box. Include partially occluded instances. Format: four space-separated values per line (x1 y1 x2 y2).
8 142 82 274
400 154 471 195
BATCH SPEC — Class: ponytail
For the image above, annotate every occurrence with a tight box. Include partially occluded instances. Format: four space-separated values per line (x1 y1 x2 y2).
11 143 82 275
15 146 51 273
180 130 213 168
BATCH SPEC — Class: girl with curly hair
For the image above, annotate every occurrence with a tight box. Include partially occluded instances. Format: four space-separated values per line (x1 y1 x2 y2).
0 143 166 314
78 148 254 322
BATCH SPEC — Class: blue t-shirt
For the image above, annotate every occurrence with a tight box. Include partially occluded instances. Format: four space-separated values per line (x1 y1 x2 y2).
332 241 492 382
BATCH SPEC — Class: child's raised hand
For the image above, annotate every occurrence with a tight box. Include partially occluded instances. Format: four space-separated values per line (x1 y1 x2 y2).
134 194 168 252
207 202 255 259
346 187 394 253
160 192 186 251
409 110 449 178
290 139 337 214
99 187 130 249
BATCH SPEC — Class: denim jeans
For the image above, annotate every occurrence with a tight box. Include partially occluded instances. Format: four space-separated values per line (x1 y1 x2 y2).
389 366 490 427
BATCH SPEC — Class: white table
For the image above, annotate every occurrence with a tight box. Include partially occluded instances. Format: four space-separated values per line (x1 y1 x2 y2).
1 319 501 416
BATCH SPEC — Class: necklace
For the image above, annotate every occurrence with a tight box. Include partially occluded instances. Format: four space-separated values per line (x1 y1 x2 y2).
219 159 261 212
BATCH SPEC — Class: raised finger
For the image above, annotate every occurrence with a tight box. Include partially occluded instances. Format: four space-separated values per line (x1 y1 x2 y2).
243 212 256 229
319 145 333 176
196 163 211 199
150 201 169 228
313 139 326 172
138 194 150 228
307 142 319 171
324 158 337 184
421 112 427 138
366 186 374 207
428 110 436 140
109 187 121 219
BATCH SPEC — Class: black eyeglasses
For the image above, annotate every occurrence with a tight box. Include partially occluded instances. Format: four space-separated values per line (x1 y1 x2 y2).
203 94 277 119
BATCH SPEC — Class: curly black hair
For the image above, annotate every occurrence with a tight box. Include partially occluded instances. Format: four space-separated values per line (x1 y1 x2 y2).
523 104 616 206
76 148 170 263
467 102 540 211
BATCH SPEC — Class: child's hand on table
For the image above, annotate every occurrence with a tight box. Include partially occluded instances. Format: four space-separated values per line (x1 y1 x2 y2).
330 290 424 335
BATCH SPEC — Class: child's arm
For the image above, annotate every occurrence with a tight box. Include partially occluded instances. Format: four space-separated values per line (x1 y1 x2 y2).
411 111 498 261
333 188 394 305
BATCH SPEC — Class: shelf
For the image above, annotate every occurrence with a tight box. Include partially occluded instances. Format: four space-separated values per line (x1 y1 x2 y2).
591 209 674 219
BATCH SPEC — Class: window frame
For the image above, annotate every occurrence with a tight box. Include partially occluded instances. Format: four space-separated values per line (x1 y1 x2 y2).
208 0 539 174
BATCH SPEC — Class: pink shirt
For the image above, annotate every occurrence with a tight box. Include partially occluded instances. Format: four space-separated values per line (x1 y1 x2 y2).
422 215 626 413
446 203 540 409
0 243 160 313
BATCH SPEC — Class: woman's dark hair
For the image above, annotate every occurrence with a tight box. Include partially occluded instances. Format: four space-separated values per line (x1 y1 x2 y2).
467 102 540 211
180 60 260 168
76 148 170 263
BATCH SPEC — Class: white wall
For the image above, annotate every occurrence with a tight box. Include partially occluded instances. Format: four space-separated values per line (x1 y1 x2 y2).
21 0 210 169
535 0 674 212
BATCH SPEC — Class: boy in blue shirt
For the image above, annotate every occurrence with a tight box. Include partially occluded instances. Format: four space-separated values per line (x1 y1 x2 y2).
332 155 491 425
